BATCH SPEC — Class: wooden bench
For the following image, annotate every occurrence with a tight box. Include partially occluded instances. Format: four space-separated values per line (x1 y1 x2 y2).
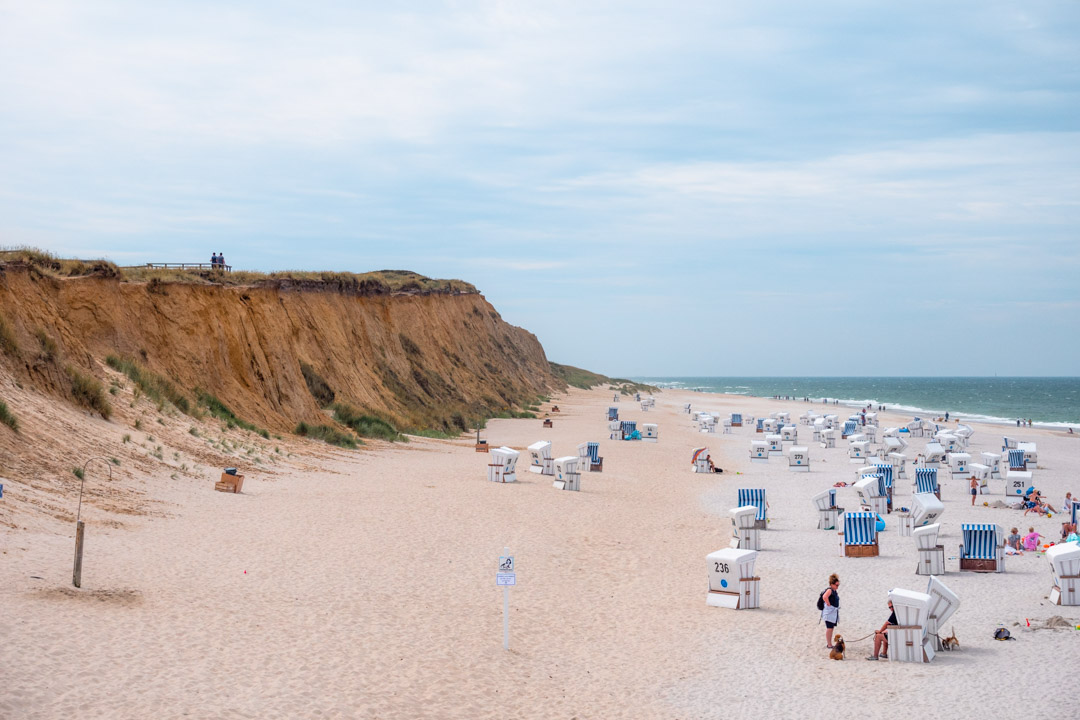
215 472 244 493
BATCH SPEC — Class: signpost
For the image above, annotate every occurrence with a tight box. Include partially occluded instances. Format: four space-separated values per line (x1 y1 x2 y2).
498 548 515 650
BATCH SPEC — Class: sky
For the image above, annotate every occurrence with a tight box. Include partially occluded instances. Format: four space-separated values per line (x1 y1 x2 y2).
1 1 1078 377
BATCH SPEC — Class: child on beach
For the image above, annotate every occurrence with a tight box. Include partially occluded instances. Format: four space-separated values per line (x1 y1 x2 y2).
1023 528 1043 552
970 476 978 506
1007 528 1023 552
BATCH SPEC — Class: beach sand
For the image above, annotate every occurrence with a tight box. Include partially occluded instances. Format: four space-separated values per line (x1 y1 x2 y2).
2 387 1078 718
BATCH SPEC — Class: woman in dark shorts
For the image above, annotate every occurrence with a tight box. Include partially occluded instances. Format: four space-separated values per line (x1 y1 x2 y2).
821 574 840 649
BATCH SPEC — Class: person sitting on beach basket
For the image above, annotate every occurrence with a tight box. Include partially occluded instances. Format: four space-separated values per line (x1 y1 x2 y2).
866 599 897 660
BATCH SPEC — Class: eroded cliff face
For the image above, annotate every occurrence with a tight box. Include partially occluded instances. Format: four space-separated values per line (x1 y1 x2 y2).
0 264 556 432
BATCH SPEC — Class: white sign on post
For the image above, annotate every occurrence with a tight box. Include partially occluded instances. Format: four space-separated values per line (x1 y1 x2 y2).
498 548 514 650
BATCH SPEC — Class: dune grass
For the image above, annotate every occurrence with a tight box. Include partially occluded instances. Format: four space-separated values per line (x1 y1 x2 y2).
332 403 404 442
0 399 18 432
197 391 269 438
105 355 191 414
0 247 118 278
301 363 335 407
294 422 358 448
0 315 18 357
67 366 112 419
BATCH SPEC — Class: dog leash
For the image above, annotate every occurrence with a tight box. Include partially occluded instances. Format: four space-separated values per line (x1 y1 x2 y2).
833 626 937 643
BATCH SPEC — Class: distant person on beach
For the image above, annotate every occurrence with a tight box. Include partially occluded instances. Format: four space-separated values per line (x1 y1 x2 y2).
970 476 979 505
1017 419 1021 427
821 574 840 649
210 252 217 266
866 599 897 661
945 412 949 422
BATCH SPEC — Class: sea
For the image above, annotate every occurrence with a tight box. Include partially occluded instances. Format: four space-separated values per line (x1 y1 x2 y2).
630 377 1080 428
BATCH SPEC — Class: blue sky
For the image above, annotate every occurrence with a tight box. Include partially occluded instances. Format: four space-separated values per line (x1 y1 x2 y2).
1 2 1078 376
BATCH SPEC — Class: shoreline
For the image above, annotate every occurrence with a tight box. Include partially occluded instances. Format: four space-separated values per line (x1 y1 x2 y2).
640 383 1080 431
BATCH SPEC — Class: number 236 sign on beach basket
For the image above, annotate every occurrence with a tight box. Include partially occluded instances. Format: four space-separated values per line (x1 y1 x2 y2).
706 548 760 610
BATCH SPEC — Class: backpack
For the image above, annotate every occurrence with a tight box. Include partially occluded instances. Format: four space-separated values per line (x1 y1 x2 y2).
816 590 827 611
993 627 1012 640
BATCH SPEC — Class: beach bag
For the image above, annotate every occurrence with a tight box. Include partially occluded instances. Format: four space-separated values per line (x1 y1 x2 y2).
993 627 1012 641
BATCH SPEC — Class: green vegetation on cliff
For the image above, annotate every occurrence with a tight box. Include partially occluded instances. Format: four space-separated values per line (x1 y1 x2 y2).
549 362 658 395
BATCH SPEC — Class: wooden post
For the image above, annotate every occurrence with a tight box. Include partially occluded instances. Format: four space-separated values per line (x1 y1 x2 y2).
73 520 85 588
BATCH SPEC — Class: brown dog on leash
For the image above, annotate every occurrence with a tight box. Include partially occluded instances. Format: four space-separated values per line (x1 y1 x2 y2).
829 635 846 660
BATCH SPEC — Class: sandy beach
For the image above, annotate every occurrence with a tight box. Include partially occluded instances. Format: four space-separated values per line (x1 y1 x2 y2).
2 387 1079 719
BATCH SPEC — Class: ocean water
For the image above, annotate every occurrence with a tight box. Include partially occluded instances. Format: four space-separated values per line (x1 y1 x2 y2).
631 377 1080 428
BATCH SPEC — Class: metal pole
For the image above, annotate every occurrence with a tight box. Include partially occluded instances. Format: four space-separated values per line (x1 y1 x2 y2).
503 546 510 650
73 521 84 588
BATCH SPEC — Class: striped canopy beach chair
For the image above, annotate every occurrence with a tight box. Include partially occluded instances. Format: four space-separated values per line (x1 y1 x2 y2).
842 420 858 439
737 488 768 529
587 441 602 471
960 523 1005 573
621 420 638 440
1007 449 1027 472
577 441 603 472
871 462 894 489
871 461 894 510
914 468 940 498
839 511 879 557
731 413 743 427
608 406 619 421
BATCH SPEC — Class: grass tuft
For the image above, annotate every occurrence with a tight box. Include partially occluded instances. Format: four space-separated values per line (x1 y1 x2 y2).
196 391 268 437
67 366 112 419
0 399 19 432
105 355 190 413
294 421 359 448
332 403 404 442
300 362 335 407
0 315 18 357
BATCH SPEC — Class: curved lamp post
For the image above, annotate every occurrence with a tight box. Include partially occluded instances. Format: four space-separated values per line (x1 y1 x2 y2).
73 457 112 588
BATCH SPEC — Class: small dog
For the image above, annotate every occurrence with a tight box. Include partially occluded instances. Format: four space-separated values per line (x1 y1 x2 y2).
940 627 960 650
829 635 846 660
